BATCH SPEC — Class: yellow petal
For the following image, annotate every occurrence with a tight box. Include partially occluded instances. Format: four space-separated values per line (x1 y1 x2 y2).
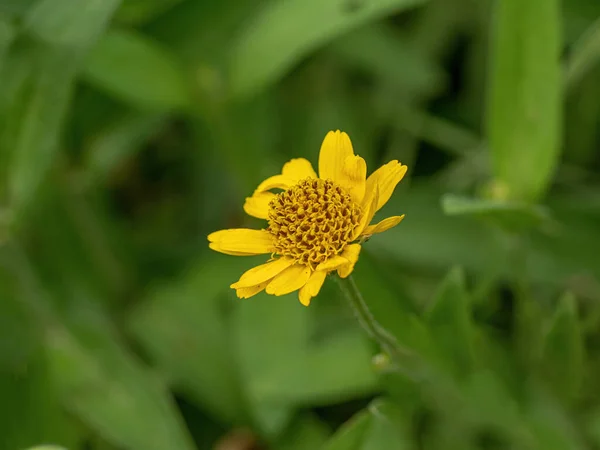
337 244 361 278
365 161 408 212
318 130 355 183
298 270 327 306
243 192 275 219
338 154 367 204
231 257 294 289
235 282 268 299
282 158 317 180
314 243 361 273
353 184 379 239
362 215 405 237
208 243 255 256
255 174 296 193
208 229 275 255
266 264 311 296
315 255 348 272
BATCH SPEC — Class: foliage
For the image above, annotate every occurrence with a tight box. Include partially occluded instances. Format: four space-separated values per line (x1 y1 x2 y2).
2 0 600 449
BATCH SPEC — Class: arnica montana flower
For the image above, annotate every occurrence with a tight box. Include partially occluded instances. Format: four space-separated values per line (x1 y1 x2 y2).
208 130 407 306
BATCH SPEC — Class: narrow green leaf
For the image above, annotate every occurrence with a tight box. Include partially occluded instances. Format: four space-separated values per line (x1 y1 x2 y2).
441 194 554 232
233 282 377 434
24 0 122 50
323 408 371 450
276 414 330 450
128 254 251 425
85 113 167 180
4 0 121 214
46 323 196 450
115 0 185 25
25 447 68 450
229 0 427 98
363 400 412 450
0 349 78 450
323 399 412 450
565 16 600 90
425 267 474 377
526 394 586 450
250 330 378 406
488 0 562 201
83 29 190 110
0 16 15 73
328 24 444 96
587 408 600 446
0 0 37 16
541 292 584 404
2 45 77 214
461 370 526 440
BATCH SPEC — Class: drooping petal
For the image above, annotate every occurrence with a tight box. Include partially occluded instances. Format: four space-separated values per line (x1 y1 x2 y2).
316 255 348 272
352 184 379 239
365 161 407 212
255 174 296 193
318 130 355 183
231 257 295 289
235 282 268 299
266 264 311 296
243 192 275 219
314 244 361 273
338 154 367 204
208 229 275 255
298 270 327 306
362 215 405 237
337 244 361 278
282 158 317 180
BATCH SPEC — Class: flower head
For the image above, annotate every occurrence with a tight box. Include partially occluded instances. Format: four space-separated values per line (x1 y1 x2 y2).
208 130 407 306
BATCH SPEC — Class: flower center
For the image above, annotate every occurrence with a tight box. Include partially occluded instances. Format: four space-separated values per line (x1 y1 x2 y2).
267 178 361 268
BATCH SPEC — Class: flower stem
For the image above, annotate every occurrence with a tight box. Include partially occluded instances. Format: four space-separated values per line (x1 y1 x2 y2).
335 275 406 361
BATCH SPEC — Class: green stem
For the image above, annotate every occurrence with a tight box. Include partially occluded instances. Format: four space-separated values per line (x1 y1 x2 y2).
335 275 406 361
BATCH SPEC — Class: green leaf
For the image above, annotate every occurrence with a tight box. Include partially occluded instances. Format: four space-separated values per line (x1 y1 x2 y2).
128 254 251 425
233 284 377 435
3 0 121 214
84 112 168 181
0 249 41 371
541 292 584 404
276 414 330 450
24 0 122 51
323 399 412 450
461 370 525 439
328 24 444 97
526 393 586 450
25 447 68 450
441 194 554 232
565 16 600 90
0 0 37 16
0 349 78 450
115 0 185 25
488 0 562 202
323 408 371 450
0 16 15 73
46 320 196 450
229 0 427 98
2 45 78 213
83 29 190 111
587 408 600 447
425 267 474 377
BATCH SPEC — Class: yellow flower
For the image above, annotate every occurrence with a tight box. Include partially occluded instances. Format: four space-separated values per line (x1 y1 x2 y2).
208 130 407 306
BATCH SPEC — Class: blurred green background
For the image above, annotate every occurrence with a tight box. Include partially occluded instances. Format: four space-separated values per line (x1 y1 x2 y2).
2 0 600 449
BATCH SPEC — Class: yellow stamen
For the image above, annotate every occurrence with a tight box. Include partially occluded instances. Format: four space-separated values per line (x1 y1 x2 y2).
267 178 361 268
